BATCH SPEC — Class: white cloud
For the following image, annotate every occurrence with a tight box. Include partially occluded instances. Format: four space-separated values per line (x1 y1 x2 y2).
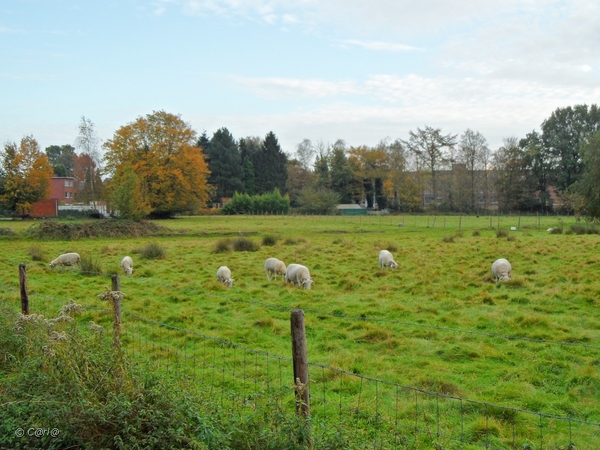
337 39 422 52
230 75 359 99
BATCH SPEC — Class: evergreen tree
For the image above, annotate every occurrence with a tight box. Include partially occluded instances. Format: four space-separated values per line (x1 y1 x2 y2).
329 143 354 203
255 132 287 194
45 144 76 177
313 154 330 189
239 137 261 195
206 128 244 201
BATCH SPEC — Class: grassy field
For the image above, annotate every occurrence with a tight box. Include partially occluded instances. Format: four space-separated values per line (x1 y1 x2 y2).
1 214 599 448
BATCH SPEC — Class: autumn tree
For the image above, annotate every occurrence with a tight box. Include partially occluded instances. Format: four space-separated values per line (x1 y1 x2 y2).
286 159 314 207
404 126 457 209
520 130 552 212
295 139 316 171
103 110 210 218
492 137 536 212
45 144 76 177
348 144 389 209
107 166 151 221
457 129 489 212
73 153 103 204
0 136 54 215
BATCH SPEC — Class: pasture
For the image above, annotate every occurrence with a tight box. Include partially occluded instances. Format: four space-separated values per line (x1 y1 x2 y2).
1 214 599 448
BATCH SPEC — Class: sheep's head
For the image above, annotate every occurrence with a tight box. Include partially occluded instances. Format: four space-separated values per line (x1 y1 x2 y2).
227 278 235 288
499 274 510 282
302 278 315 290
390 261 399 269
125 267 133 275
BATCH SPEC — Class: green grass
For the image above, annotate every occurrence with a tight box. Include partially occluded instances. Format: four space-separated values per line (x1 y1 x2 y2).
1 213 598 447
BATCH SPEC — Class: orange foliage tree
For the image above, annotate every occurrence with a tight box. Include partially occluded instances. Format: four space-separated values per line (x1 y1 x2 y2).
1 136 54 215
103 111 211 217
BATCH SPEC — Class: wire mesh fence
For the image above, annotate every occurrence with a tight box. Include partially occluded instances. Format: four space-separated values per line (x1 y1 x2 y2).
1 263 599 448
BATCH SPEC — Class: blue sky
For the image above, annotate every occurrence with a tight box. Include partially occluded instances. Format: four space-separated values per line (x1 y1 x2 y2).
1 0 599 161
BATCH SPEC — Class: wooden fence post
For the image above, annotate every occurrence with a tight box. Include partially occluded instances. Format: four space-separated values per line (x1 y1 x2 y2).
111 274 122 349
291 310 310 418
19 264 29 315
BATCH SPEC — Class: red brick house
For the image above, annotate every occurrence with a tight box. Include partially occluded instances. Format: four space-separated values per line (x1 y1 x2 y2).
30 177 78 218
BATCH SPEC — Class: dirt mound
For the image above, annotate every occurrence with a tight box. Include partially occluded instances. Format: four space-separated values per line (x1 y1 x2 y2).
26 220 169 240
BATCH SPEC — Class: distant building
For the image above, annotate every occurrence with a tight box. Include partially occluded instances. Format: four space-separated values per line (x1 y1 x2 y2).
30 177 78 218
336 204 367 215
49 177 78 205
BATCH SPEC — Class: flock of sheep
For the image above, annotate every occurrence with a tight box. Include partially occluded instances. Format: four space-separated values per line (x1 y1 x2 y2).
48 249 511 287
49 252 134 275
215 250 511 289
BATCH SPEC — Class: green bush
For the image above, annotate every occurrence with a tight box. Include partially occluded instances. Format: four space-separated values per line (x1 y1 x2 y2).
232 237 260 252
262 235 278 246
139 243 167 259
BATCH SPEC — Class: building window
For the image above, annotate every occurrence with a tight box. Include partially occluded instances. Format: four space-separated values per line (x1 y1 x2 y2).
64 180 74 188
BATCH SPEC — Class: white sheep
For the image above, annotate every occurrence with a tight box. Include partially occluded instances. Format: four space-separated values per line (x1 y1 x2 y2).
491 258 512 282
217 266 235 288
285 263 314 290
264 257 287 281
378 250 398 269
121 256 133 275
49 252 81 269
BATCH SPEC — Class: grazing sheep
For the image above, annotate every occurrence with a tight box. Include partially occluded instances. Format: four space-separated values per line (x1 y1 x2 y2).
121 256 133 275
264 257 287 281
217 266 235 288
491 258 512 282
285 263 314 290
378 250 398 269
49 252 81 269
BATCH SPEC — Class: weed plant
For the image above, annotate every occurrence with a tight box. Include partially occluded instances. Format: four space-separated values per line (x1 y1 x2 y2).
213 238 232 253
79 253 103 275
139 242 167 259
27 246 44 261
262 235 278 246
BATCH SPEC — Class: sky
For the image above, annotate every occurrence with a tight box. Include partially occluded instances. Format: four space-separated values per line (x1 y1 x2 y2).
1 0 599 161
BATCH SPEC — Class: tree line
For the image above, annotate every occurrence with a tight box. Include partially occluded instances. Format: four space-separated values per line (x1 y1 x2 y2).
1 105 599 220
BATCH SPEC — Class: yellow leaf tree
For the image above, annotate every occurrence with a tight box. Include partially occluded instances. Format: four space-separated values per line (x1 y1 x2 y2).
1 136 54 215
103 111 211 217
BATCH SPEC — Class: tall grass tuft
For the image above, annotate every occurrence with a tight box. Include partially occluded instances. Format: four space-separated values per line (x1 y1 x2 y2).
233 237 260 252
139 243 167 259
262 235 278 246
79 253 102 275
214 238 232 253
496 228 509 238
570 223 598 235
27 246 44 261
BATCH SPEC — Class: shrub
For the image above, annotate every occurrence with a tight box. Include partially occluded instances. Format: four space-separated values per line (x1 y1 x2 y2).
262 235 278 246
472 230 481 237
80 253 103 275
27 246 44 261
214 238 232 253
233 237 260 252
496 228 509 238
570 224 598 235
139 243 167 259
442 235 455 243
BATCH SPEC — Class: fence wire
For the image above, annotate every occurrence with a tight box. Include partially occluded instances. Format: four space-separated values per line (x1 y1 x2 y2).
1 263 599 448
